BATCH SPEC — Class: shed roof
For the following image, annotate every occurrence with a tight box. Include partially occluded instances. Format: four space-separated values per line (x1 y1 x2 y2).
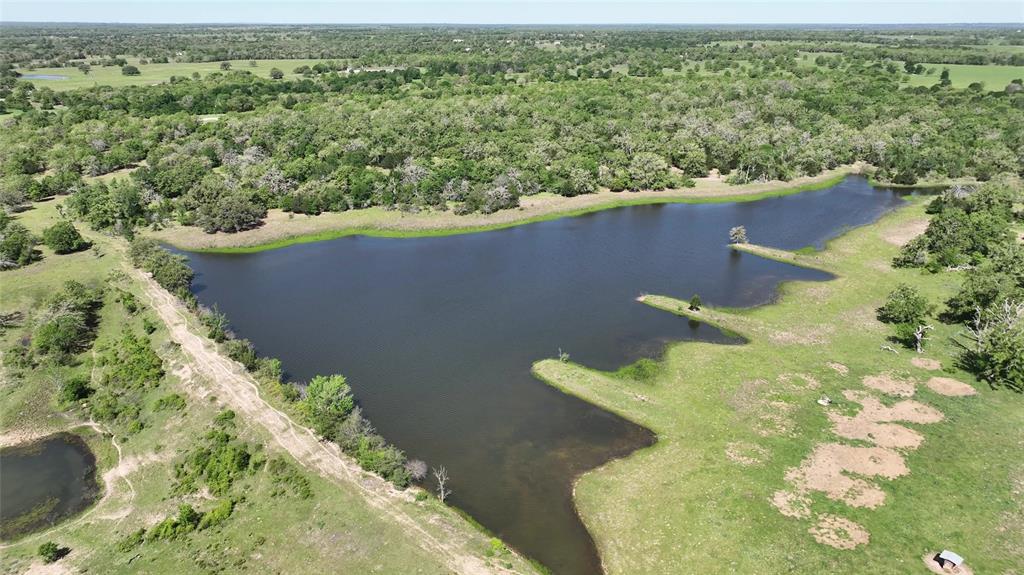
938 550 964 566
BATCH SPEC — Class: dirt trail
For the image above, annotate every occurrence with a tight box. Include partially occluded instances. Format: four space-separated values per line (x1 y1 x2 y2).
133 268 522 575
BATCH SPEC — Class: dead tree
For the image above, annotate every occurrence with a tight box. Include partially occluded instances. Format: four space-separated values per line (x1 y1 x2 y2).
433 465 451 503
914 324 934 354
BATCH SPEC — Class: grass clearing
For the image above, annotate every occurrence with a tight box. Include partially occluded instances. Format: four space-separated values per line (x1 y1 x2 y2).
534 199 1024 573
904 63 1024 89
19 58 337 91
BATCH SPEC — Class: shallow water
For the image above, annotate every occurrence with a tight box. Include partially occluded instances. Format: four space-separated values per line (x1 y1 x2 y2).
184 175 906 574
0 433 99 540
19 74 68 80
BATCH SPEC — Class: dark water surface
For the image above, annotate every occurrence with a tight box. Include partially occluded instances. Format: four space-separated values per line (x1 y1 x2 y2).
184 176 905 574
0 433 99 540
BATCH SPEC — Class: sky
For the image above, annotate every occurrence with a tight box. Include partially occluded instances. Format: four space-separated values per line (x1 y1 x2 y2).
1 0 1022 25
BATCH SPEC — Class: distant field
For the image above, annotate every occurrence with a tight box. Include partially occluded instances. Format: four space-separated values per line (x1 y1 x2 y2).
16 58 331 91
904 63 1023 89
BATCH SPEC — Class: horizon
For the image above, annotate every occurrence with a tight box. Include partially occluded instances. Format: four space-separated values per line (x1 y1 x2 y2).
2 1 1022 25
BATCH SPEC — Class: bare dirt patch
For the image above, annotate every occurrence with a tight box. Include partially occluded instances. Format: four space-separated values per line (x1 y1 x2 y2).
810 514 870 550
827 390 943 450
862 373 917 397
922 553 974 575
925 377 977 397
724 441 769 466
784 443 908 508
882 218 929 247
770 489 812 519
827 362 849 376
911 357 942 371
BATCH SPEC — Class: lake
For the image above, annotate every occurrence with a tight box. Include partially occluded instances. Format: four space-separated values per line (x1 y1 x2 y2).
0 433 100 540
184 175 907 574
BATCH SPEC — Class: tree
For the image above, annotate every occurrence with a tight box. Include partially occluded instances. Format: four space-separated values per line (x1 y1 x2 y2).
304 374 355 439
877 284 932 325
269 67 284 80
77 62 91 75
220 61 232 71
958 299 1024 391
688 294 702 311
42 221 89 254
0 222 38 269
433 465 451 502
121 65 140 76
729 225 748 244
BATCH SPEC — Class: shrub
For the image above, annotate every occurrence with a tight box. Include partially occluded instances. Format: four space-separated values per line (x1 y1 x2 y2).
58 375 93 405
154 393 186 412
877 284 932 325
42 221 89 254
617 358 660 381
38 542 66 563
267 457 313 499
99 331 164 389
0 221 38 269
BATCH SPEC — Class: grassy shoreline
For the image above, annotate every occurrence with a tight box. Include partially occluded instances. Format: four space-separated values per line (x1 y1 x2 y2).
531 199 1024 574
153 168 860 254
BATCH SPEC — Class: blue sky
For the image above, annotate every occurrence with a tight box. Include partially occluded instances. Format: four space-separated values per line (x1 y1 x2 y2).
2 1 1021 24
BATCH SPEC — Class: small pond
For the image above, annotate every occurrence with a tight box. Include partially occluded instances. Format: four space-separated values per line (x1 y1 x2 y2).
19 74 69 81
0 433 100 540
184 175 909 574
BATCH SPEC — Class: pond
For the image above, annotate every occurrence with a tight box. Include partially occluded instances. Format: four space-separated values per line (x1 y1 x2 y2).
0 433 100 540
19 74 69 80
184 175 907 574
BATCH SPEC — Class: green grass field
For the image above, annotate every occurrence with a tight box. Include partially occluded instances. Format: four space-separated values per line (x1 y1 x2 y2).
18 58 336 91
534 199 1024 574
904 63 1023 89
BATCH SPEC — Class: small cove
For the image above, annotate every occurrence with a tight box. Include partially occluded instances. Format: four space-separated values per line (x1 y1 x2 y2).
183 175 908 574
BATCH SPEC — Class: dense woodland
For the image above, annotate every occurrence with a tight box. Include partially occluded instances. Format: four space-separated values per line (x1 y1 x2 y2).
0 26 1022 236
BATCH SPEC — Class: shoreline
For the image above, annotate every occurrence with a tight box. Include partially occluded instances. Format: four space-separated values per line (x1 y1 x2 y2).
152 165 867 253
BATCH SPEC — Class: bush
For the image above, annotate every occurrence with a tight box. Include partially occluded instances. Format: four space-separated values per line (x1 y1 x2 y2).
99 331 164 389
877 284 932 325
58 375 93 405
42 221 89 254
617 358 660 381
33 281 103 360
154 393 186 412
174 428 254 496
38 542 66 563
0 221 38 269
267 457 313 499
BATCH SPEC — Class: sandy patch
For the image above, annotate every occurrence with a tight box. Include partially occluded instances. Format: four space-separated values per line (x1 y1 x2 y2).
810 514 870 550
784 443 908 508
882 218 929 246
770 489 812 519
827 362 849 376
926 377 977 397
911 357 942 371
922 553 974 575
827 391 942 450
725 441 769 466
23 559 74 575
862 373 917 397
